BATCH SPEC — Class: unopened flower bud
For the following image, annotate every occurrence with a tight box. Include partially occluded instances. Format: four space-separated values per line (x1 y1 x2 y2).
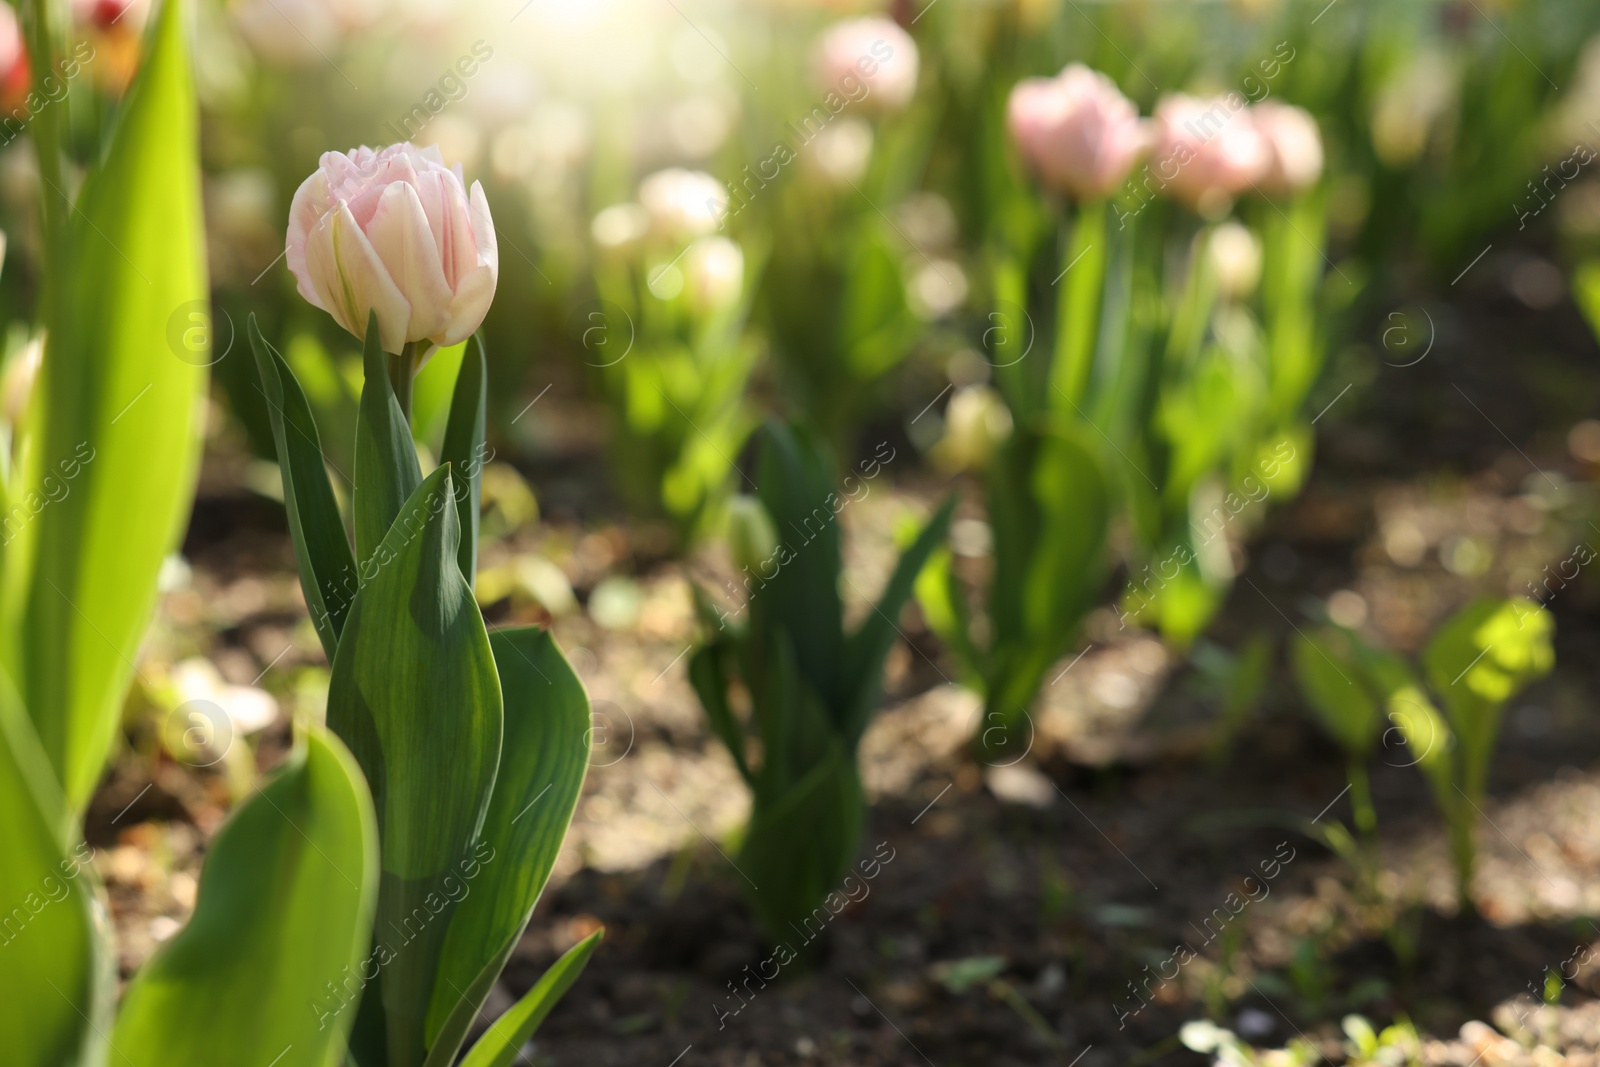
934 385 1013 472
638 168 727 243
1207 221 1261 301
590 202 650 257
814 17 919 115
286 142 498 355
683 236 744 314
1252 101 1323 196
1006 64 1147 201
727 495 778 578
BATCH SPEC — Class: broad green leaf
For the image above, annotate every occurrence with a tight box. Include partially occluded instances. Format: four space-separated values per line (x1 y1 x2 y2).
0 669 99 1067
353 312 422 567
738 735 864 946
457 930 603 1067
752 422 845 705
438 335 487 583
250 316 358 660
327 465 502 1067
4 0 207 813
1387 683 1453 812
423 627 590 1065
1291 628 1377 757
1422 597 1552 800
113 729 379 1067
839 496 955 743
1025 427 1108 647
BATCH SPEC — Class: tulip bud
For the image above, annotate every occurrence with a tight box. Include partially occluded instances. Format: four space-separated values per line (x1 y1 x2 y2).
933 385 1013 472
814 17 919 115
286 142 499 356
2 331 41 428
1207 221 1261 301
1252 101 1323 196
1151 94 1271 215
683 236 744 314
590 202 650 257
638 168 728 244
805 117 874 186
727 495 778 579
1006 64 1147 201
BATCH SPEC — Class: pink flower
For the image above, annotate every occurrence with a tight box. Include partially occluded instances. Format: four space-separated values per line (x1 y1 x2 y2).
1150 94 1271 210
0 2 22 82
1252 101 1324 196
286 143 498 354
814 16 919 115
1006 64 1147 201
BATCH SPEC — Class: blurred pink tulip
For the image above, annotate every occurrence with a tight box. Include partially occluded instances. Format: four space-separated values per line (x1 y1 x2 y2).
0 3 20 78
814 16 919 114
286 143 498 355
1151 94 1271 209
1252 101 1324 195
1006 64 1146 201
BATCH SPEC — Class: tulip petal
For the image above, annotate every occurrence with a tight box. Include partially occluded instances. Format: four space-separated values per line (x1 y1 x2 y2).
365 180 453 341
430 181 497 346
303 200 411 353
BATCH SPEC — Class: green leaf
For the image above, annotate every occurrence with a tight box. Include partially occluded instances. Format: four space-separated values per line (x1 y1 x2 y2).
1422 597 1553 800
113 728 379 1067
250 316 358 661
1291 628 1378 758
457 930 603 1067
839 495 955 742
438 335 487 583
0 669 100 1067
422 626 590 1065
327 465 502 1067
738 734 864 946
688 642 753 786
1024 427 1108 652
752 422 846 705
353 311 422 567
3 0 207 814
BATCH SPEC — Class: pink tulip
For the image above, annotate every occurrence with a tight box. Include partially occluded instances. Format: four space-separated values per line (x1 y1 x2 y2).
1150 94 1271 209
0 2 22 83
814 16 919 115
287 143 498 355
1252 101 1324 196
1006 64 1146 201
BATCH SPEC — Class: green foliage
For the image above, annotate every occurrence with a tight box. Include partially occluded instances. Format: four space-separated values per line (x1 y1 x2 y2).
0 669 102 1067
919 421 1109 761
591 237 760 540
456 931 604 1067
112 730 380 1067
2 0 207 817
689 421 953 943
255 314 598 1065
1292 599 1554 909
250 318 358 660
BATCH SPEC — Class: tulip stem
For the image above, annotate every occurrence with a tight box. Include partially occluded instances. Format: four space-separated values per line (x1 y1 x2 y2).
387 344 419 425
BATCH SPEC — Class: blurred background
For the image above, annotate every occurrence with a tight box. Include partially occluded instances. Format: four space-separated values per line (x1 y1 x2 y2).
15 0 1600 1062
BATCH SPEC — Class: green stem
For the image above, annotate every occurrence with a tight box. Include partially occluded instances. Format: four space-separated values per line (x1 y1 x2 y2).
1347 759 1377 842
386 342 419 424
1451 795 1478 917
1050 198 1108 415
